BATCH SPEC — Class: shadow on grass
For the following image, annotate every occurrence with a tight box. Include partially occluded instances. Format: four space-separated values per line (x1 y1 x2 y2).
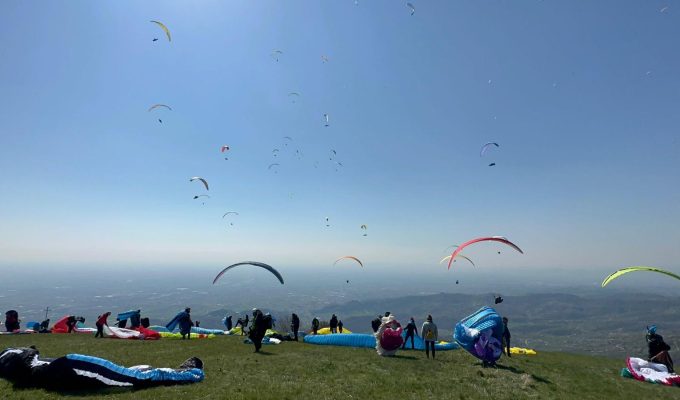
392 354 418 360
495 364 552 384
10 385 136 397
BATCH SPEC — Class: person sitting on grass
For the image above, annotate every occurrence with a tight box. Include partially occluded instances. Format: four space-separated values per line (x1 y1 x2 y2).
647 325 674 373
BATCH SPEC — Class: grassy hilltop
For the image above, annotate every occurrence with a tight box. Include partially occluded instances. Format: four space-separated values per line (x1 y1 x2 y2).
0 334 677 400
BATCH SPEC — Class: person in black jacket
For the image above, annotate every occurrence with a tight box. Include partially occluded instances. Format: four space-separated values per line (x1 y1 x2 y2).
647 325 674 373
291 313 300 341
249 309 267 353
338 320 344 333
311 317 320 335
502 317 511 357
371 315 382 333
329 314 338 334
402 317 418 349
4 310 19 332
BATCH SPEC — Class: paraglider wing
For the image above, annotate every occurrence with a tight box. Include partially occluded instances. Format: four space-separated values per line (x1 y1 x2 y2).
439 254 476 268
447 236 523 270
189 177 209 191
268 163 280 170
150 20 171 42
220 145 230 153
480 142 500 157
212 262 284 285
222 212 239 218
333 256 364 268
148 104 172 112
407 2 415 15
601 266 680 287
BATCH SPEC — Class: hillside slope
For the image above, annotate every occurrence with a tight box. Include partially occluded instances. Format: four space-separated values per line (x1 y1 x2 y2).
0 334 677 399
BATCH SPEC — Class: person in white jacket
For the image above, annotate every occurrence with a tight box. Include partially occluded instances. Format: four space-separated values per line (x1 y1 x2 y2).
421 315 438 359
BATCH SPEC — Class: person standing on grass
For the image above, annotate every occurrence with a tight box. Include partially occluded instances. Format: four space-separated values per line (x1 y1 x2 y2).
95 312 110 338
421 315 438 359
178 308 193 340
371 315 382 333
338 320 344 333
312 317 320 335
291 313 300 341
502 317 511 357
249 309 266 353
329 314 338 334
402 317 418 349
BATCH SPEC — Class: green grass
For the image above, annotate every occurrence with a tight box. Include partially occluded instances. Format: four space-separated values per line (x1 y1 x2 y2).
0 334 678 399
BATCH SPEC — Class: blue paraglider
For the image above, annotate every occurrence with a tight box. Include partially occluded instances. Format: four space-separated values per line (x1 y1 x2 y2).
454 307 505 365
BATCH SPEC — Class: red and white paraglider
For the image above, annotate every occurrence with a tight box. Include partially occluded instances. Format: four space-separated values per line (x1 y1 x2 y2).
447 236 523 270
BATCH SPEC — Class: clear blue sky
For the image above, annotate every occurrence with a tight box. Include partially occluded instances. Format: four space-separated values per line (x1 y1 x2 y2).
1 0 679 277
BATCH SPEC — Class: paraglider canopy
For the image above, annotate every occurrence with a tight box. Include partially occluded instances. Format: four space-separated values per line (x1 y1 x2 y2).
212 262 284 285
447 236 523 270
189 177 209 191
601 266 680 287
334 256 364 268
148 104 172 112
480 142 500 157
220 145 230 153
150 20 171 42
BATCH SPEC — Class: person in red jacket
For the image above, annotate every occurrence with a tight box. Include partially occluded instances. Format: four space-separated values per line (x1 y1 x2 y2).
95 312 111 338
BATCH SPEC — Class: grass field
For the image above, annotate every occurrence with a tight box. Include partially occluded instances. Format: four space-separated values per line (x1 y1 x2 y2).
0 334 678 399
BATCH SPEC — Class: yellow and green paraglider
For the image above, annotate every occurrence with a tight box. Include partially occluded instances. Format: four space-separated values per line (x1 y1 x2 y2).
601 266 680 287
150 20 171 42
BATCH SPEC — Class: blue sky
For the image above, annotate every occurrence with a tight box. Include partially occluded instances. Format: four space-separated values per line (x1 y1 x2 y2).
1 0 679 279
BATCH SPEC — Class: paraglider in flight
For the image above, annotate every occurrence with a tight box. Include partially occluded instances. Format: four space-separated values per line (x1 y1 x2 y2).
660 6 669 13
324 114 330 127
148 104 172 112
439 254 476 268
272 149 279 156
321 55 329 63
193 195 210 199
283 137 293 146
189 177 209 191
488 163 496 167
456 280 459 285
407 2 415 15
212 262 284 285
361 224 367 236
288 92 300 103
268 163 280 173
480 142 499 157
220 145 230 153
152 38 158 42
329 149 337 160
271 49 283 62
150 20 171 42
325 217 330 227
446 236 523 270
222 212 239 226
601 266 680 287
158 119 162 124
494 295 504 304
334 256 364 268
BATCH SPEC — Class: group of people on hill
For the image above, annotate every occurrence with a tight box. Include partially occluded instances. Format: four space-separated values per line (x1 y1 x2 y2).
308 314 344 335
